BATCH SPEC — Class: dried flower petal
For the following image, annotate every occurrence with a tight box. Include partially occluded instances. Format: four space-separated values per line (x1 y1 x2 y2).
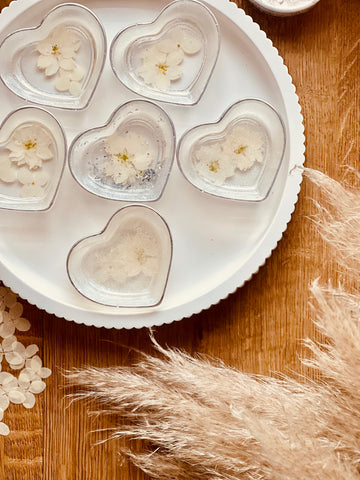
29 355 42 372
0 321 16 338
69 80 82 96
9 302 23 319
0 394 9 411
25 344 39 358
0 422 10 436
23 391 36 409
4 292 17 308
1 335 17 352
18 371 31 388
39 367 52 379
5 351 24 366
70 65 84 82
29 380 46 394
8 389 26 404
0 287 8 298
0 372 13 384
55 74 71 92
0 156 17 183
2 375 18 392
13 317 31 332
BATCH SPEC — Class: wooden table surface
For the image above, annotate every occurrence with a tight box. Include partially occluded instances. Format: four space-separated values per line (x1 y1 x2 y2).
0 0 358 478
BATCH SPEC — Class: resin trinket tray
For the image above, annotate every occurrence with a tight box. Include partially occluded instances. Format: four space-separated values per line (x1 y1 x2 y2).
69 100 176 202
110 0 220 105
0 3 106 110
67 205 173 307
0 0 305 329
0 106 66 211
177 99 286 201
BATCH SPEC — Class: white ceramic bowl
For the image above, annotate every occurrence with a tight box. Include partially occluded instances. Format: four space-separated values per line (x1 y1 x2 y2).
247 0 320 16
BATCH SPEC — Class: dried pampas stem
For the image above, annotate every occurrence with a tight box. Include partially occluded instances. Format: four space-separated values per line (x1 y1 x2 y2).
305 167 360 275
66 169 360 479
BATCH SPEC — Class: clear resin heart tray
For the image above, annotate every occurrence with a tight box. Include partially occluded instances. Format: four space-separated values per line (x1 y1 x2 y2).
0 3 106 110
67 205 172 307
110 0 220 105
177 99 286 201
69 100 176 202
0 0 305 329
0 106 66 211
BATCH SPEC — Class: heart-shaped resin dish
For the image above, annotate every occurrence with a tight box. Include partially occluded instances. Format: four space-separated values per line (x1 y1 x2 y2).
110 0 220 105
177 99 286 201
67 205 173 307
68 100 176 202
0 3 106 110
0 107 66 211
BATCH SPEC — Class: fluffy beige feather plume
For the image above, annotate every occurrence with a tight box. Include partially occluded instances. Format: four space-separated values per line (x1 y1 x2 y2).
66 169 360 479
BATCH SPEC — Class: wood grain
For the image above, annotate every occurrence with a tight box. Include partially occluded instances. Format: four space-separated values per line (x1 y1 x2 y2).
0 0 359 478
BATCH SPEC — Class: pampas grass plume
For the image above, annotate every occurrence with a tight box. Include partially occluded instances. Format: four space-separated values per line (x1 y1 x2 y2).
66 169 360 480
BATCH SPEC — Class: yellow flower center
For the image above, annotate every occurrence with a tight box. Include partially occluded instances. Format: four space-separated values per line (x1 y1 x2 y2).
208 160 220 173
136 247 146 265
24 139 37 150
234 145 247 155
116 149 133 163
51 44 60 55
157 63 168 75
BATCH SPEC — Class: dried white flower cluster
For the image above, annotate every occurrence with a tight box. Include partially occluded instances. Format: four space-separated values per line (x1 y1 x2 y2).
94 229 161 285
0 285 51 436
194 124 265 185
103 131 154 186
0 124 53 197
137 28 202 90
37 24 84 96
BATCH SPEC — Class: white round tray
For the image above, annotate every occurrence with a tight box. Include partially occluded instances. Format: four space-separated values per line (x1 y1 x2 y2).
0 0 305 329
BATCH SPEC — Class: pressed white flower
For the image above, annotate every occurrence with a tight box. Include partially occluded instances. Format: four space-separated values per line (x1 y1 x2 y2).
37 25 84 96
0 408 9 436
0 335 17 368
1 372 17 394
8 388 26 404
7 301 30 332
37 25 81 77
0 391 9 411
0 287 17 310
0 156 17 183
137 28 202 90
104 132 153 186
18 357 51 408
157 28 202 56
194 143 236 185
95 231 161 285
6 125 53 170
0 314 16 339
55 65 84 96
5 341 39 370
0 299 30 334
18 168 49 198
137 45 183 90
0 372 18 411
222 124 265 171
25 355 52 380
